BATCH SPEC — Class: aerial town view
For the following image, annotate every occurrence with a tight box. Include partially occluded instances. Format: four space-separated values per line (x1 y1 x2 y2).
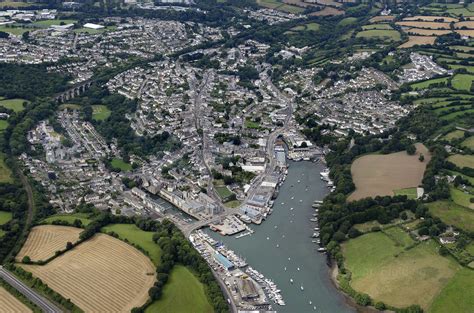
0 0 473 312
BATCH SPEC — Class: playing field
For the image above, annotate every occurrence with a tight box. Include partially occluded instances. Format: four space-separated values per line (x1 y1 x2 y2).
145 265 213 313
349 144 431 201
427 200 474 232
111 158 132 171
215 185 234 200
448 154 474 169
22 234 155 312
343 234 459 309
41 213 92 226
0 211 12 225
394 187 418 199
102 223 162 266
0 286 31 313
16 225 82 262
0 98 28 112
91 104 111 121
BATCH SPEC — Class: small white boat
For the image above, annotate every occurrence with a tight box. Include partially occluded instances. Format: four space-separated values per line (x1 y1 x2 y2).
290 207 294 211
309 301 312 305
297 267 300 271
291 196 294 200
266 237 270 240
301 286 304 291
290 278 293 283
276 244 280 248
288 257 291 261
284 267 287 271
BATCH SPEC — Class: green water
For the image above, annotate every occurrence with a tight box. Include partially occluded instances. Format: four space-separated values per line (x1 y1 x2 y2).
207 161 354 313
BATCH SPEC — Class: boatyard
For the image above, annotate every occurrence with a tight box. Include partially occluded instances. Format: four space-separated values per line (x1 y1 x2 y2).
200 161 353 313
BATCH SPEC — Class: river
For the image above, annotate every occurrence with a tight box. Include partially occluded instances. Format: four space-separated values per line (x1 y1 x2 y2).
206 161 354 313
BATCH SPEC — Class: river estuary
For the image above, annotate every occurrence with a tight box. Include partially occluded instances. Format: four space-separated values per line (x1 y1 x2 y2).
207 161 354 313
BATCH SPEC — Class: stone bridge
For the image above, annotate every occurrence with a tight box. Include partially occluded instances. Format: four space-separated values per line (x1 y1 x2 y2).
55 81 94 103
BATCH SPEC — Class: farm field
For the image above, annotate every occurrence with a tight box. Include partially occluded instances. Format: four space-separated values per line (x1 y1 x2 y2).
0 211 12 225
16 225 82 262
451 74 474 91
310 7 343 16
22 233 155 312
111 158 132 171
427 200 474 232
362 24 393 30
0 286 31 313
404 15 458 22
405 28 451 36
349 143 430 201
355 29 401 41
91 104 110 121
338 17 357 26
450 187 474 209
0 153 12 183
343 234 459 310
145 265 213 313
429 268 474 313
0 119 9 131
369 15 395 23
0 98 28 112
448 154 474 169
383 226 415 247
102 223 162 265
448 170 474 185
443 130 465 141
41 213 92 226
398 36 436 49
394 187 418 199
0 25 31 35
58 103 81 110
461 136 474 149
396 21 450 29
410 76 449 90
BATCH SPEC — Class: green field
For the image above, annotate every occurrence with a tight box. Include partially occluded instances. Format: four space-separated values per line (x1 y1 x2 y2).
443 130 465 141
215 186 234 200
448 170 474 185
383 226 415 247
224 200 241 208
461 136 474 149
394 187 418 199
410 76 449 90
451 74 474 91
102 223 162 266
145 265 213 313
353 220 382 233
0 98 28 112
355 29 401 41
441 108 474 121
450 187 474 209
427 200 474 232
343 234 459 309
32 19 76 27
0 211 12 225
0 25 31 35
448 154 474 169
111 158 132 171
257 0 281 9
0 154 12 183
41 213 92 226
362 24 393 30
91 105 111 121
429 268 474 313
58 103 81 110
338 17 358 26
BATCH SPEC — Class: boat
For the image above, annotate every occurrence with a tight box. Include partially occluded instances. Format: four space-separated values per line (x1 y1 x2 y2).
290 207 294 211
266 237 270 240
290 278 293 283
312 240 318 243
284 267 287 271
309 301 312 305
314 227 320 231
318 247 327 252
312 233 319 238
291 196 294 200
276 244 280 248
310 218 318 222
301 286 304 291
297 267 300 271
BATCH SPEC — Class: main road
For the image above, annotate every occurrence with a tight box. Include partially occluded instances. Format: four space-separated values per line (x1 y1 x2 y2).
0 266 63 313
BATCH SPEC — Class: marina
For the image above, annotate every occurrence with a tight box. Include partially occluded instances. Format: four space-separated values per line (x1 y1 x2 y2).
205 161 354 313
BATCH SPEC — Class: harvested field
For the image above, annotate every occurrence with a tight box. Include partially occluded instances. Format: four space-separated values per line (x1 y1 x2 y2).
405 28 451 36
404 15 458 23
356 29 401 41
16 225 82 262
396 21 450 29
0 286 31 313
22 234 155 313
455 21 474 29
314 0 341 7
310 6 343 16
455 29 474 37
349 143 431 201
282 0 315 8
370 15 395 23
399 36 436 48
